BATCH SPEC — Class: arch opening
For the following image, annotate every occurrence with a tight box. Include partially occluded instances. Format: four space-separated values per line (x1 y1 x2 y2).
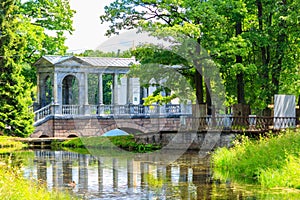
67 134 78 138
42 75 52 106
62 75 79 105
39 135 49 138
102 129 130 136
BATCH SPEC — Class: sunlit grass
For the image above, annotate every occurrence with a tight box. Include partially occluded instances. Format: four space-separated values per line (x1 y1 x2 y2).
212 129 300 189
0 166 78 200
0 136 25 149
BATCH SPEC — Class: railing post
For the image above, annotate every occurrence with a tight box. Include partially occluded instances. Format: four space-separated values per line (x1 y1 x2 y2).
98 104 104 115
83 104 90 115
52 103 61 115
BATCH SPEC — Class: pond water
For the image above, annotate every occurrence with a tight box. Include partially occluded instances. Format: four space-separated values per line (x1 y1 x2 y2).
7 149 300 199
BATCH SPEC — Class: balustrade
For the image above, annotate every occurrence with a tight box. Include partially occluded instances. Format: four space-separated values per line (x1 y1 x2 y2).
33 104 298 132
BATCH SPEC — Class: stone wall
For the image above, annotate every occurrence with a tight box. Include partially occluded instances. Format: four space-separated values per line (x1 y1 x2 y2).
31 116 184 138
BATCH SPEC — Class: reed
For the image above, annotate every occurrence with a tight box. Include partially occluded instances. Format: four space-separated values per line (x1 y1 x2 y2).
212 129 300 188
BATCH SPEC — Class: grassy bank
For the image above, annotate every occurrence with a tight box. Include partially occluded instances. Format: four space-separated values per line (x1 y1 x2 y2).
212 129 300 189
60 135 161 153
0 165 77 200
0 139 78 200
0 136 26 153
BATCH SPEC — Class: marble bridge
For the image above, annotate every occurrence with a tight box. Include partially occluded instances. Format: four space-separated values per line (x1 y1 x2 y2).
30 55 299 149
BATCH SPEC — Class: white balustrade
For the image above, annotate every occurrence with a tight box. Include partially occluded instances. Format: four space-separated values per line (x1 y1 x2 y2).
34 104 52 122
62 105 80 115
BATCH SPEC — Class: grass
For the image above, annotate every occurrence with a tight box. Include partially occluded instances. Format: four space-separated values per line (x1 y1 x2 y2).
0 137 79 200
60 135 161 153
0 136 26 153
0 165 78 200
212 129 300 189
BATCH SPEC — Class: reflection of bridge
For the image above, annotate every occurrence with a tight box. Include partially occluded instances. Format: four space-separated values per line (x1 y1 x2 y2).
24 150 213 199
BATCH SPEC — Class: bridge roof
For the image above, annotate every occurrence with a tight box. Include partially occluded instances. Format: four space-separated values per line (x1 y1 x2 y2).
34 55 136 68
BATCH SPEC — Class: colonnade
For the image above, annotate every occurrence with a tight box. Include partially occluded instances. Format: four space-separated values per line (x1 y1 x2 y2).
35 56 140 113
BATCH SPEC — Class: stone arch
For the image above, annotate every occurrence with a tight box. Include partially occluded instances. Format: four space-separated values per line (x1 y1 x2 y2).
100 120 148 135
62 74 79 105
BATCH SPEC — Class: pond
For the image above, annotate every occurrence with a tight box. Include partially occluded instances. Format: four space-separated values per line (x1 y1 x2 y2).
6 149 300 199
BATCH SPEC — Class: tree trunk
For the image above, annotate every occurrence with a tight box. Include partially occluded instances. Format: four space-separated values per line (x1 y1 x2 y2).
205 78 212 115
194 37 205 104
195 69 204 104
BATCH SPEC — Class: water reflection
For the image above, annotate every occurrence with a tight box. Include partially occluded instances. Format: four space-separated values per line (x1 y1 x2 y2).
21 150 300 200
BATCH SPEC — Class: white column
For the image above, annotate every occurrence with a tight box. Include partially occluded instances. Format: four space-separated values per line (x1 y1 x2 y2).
36 73 40 105
53 72 58 104
84 72 89 105
98 73 103 105
127 77 131 104
113 73 119 105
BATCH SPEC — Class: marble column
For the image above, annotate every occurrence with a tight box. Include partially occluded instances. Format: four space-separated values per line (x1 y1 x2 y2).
113 73 119 105
53 72 58 104
98 73 103 105
36 73 40 105
84 72 89 105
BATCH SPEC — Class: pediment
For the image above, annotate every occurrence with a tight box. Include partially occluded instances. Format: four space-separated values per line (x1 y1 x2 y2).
55 57 92 67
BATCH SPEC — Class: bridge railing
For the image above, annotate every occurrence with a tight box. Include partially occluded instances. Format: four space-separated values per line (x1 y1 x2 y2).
94 104 190 117
193 116 297 131
34 104 52 122
62 105 80 115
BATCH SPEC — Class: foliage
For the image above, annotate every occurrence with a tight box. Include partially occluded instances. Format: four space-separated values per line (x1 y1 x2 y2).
212 129 300 188
61 135 161 153
77 49 132 58
0 0 74 136
0 1 34 137
100 0 300 112
17 0 75 83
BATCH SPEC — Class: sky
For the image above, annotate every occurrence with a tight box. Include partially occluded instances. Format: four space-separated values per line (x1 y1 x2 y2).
65 0 115 53
64 0 169 53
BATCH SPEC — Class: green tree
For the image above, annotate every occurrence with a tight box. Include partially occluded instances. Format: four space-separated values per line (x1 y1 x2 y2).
100 0 212 106
100 0 300 113
0 0 34 137
18 0 75 84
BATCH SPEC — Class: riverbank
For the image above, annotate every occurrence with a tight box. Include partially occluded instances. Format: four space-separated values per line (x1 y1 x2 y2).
0 140 78 200
212 128 300 189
